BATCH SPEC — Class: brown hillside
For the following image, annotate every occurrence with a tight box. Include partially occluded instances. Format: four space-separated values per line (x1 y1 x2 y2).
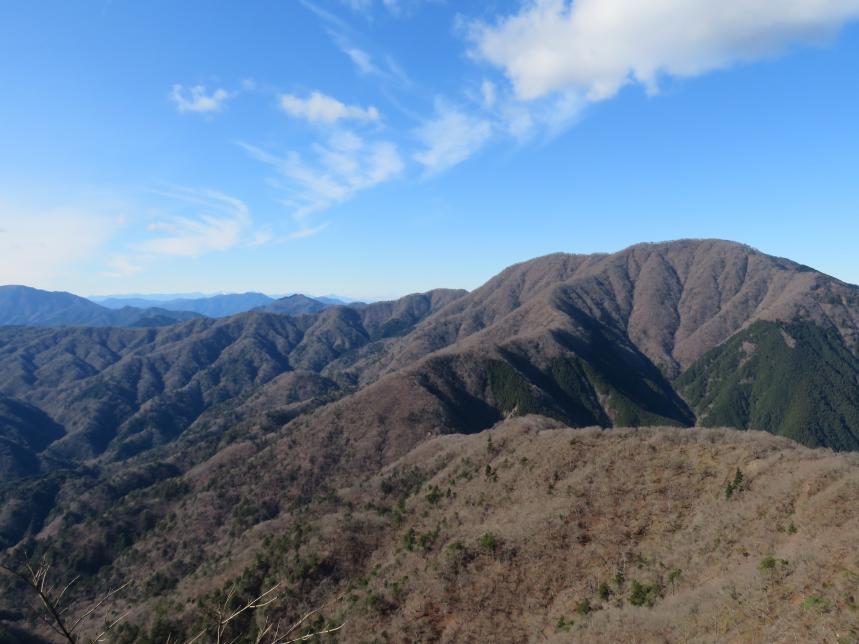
21 418 859 643
341 239 859 382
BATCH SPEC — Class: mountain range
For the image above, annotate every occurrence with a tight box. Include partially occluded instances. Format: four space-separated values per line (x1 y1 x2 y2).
94 292 277 317
0 287 353 327
94 292 356 318
0 286 203 328
3 239 859 642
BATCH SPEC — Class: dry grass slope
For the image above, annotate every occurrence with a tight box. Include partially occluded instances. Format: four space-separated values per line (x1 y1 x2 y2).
329 417 859 642
63 418 859 644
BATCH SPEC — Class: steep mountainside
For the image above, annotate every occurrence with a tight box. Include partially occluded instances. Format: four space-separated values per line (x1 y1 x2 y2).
0 286 201 327
678 319 859 450
3 239 859 642
337 239 859 385
312 240 859 445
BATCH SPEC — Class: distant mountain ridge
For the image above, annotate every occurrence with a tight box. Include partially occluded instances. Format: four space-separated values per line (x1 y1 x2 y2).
99 292 276 317
94 292 352 317
0 287 358 326
0 285 201 328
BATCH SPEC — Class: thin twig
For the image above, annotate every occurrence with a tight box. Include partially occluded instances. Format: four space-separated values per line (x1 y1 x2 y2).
1 555 130 644
283 593 344 637
277 622 345 643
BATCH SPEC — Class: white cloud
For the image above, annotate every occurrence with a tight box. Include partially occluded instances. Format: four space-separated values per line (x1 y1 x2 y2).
340 0 416 17
104 256 143 278
321 17 415 88
301 0 354 32
250 228 274 246
279 91 380 124
342 0 373 11
504 90 586 140
344 46 380 75
480 79 497 108
288 223 329 240
414 103 492 174
239 131 403 218
469 0 859 103
0 204 118 287
328 30 385 77
138 188 252 257
170 84 234 113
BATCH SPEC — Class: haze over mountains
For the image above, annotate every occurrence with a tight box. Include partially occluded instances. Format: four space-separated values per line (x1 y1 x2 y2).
94 292 276 317
0 287 355 327
3 239 859 642
0 286 203 328
94 293 358 317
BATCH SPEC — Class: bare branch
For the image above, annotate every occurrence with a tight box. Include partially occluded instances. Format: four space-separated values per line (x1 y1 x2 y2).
277 622 345 643
188 583 282 644
185 627 209 644
282 593 344 637
222 583 281 625
271 594 345 644
92 609 130 643
1 554 130 644
5 551 347 644
68 580 131 634
254 618 275 644
56 575 81 612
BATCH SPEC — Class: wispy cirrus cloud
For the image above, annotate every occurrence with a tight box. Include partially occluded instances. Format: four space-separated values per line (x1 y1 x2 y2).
239 130 403 219
342 45 380 75
301 1 414 88
414 102 492 175
339 0 422 18
279 91 380 124
287 222 330 240
170 84 235 114
138 188 254 257
333 37 416 93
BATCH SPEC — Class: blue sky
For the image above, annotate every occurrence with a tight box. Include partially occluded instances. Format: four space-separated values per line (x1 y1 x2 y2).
1 0 858 299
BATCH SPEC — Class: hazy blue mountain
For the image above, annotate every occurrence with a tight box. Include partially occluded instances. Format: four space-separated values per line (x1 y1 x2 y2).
0 286 200 327
91 292 208 304
94 297 168 309
316 294 365 305
155 292 275 317
96 293 371 315
98 293 286 317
